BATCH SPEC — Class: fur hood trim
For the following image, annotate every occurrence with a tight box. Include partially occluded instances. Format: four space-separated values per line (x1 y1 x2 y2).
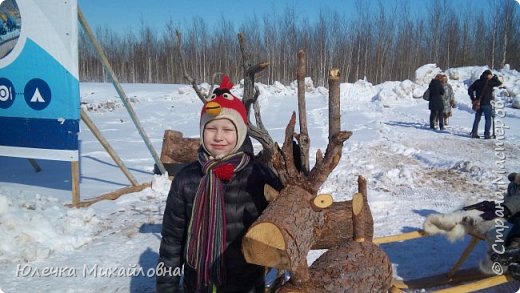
423 210 496 242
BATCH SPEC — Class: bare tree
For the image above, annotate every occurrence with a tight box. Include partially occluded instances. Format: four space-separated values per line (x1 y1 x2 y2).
79 3 520 84
498 0 517 68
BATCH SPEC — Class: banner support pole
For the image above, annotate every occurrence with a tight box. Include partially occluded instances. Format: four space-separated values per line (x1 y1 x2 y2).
71 161 80 207
77 6 167 175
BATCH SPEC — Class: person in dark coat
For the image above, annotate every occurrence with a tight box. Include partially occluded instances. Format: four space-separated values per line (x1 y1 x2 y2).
156 75 282 293
468 69 502 139
428 74 445 130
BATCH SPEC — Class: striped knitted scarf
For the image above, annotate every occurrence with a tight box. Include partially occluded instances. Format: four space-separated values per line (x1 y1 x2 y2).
185 151 250 289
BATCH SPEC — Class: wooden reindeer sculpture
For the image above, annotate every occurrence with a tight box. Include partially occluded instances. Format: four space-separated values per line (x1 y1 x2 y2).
175 31 393 293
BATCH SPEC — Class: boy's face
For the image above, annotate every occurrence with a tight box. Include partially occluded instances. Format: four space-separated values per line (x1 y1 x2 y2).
203 118 237 158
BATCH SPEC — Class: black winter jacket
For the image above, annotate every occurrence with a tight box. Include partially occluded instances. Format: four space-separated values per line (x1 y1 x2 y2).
157 138 282 293
428 79 445 111
468 75 502 106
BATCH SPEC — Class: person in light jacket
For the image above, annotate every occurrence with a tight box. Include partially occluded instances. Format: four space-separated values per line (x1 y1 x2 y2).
440 75 456 126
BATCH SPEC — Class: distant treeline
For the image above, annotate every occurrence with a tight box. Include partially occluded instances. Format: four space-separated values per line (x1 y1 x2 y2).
79 0 520 86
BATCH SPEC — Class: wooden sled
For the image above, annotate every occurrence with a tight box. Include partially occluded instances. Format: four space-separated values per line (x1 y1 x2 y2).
374 230 515 292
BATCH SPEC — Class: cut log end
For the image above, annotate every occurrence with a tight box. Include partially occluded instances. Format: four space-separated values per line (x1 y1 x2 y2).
352 192 366 242
312 194 333 209
264 184 280 202
243 222 289 268
329 68 340 80
352 192 364 215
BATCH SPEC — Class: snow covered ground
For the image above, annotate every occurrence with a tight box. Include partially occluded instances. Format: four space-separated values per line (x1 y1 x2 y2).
1 64 520 292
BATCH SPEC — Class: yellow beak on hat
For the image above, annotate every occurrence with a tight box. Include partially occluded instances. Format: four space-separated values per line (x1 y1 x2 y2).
205 101 222 116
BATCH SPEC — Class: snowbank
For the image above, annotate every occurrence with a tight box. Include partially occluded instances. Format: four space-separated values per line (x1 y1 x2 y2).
0 193 99 264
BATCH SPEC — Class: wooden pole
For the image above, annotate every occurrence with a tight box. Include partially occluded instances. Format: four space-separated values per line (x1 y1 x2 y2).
433 275 511 293
296 50 310 173
328 69 341 137
80 109 139 186
394 267 495 290
447 236 480 278
71 161 80 207
373 230 428 244
77 7 167 175
67 183 151 208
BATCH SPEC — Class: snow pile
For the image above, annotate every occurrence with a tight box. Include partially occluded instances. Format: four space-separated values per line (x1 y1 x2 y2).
0 193 100 264
415 64 442 85
339 80 377 105
289 77 315 92
373 80 420 105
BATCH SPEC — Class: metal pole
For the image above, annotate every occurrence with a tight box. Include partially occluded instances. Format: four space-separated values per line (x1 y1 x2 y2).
77 7 167 175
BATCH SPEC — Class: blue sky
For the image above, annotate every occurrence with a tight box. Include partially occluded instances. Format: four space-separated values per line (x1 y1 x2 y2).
78 0 502 35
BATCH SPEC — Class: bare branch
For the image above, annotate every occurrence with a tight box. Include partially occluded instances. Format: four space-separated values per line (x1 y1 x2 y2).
238 32 270 115
279 112 300 179
305 69 350 193
308 131 352 193
247 62 270 76
248 98 275 150
175 30 207 103
297 49 310 174
328 69 341 137
207 72 225 97
315 149 323 166
237 31 280 175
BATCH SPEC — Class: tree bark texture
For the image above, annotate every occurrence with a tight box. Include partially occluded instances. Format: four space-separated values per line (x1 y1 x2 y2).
277 241 393 293
159 130 199 164
243 185 321 284
328 69 341 137
243 186 376 276
311 200 374 250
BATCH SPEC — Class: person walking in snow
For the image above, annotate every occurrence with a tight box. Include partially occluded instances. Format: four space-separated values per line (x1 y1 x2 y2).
468 69 502 139
428 74 445 130
156 75 282 293
440 75 456 126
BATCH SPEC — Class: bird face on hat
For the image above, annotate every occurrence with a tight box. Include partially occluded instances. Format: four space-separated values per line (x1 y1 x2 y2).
200 75 248 157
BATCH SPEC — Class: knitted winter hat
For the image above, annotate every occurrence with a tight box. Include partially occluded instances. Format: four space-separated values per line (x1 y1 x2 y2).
200 75 248 156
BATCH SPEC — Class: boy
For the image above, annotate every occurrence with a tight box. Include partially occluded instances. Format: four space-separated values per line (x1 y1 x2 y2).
157 75 282 292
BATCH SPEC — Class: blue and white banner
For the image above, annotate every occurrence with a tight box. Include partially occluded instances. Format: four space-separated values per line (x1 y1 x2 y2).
0 0 79 161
